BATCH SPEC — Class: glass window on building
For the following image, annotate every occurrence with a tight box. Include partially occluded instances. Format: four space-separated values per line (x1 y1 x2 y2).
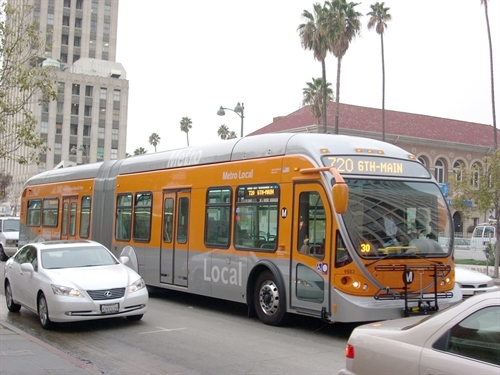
99 107 106 120
63 15 69 26
91 20 97 31
76 0 83 9
74 36 81 47
100 88 107 100
61 34 69 45
71 104 79 115
40 121 48 134
73 54 80 63
91 1 98 13
61 53 67 63
63 0 70 7
111 148 118 160
57 102 64 114
112 128 119 141
454 161 464 182
113 108 119 122
84 105 92 116
113 89 120 102
98 127 105 139
75 17 82 28
54 143 62 155
103 22 110 34
104 4 111 16
56 123 62 134
47 13 54 25
85 85 93 97
97 146 104 159
72 84 80 95
57 82 65 95
83 125 91 137
70 124 78 135
434 159 445 183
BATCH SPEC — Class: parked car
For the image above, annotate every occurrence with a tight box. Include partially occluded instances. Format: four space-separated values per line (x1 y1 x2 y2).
455 267 499 297
4 240 148 329
339 290 500 375
439 237 470 251
0 217 19 261
470 223 496 252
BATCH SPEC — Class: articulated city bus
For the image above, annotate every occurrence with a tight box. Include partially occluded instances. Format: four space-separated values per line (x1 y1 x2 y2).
19 133 462 325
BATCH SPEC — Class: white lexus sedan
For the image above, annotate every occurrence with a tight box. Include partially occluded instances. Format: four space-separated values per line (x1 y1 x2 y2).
339 290 499 375
4 240 148 329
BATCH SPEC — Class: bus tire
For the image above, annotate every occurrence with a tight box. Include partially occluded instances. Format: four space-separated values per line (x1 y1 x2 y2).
253 270 286 326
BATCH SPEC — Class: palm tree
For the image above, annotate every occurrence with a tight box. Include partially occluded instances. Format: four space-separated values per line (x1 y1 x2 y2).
481 0 497 149
324 0 362 135
367 2 391 142
227 131 238 140
180 117 192 146
133 147 147 155
298 3 330 133
148 133 161 152
302 77 334 125
217 124 230 140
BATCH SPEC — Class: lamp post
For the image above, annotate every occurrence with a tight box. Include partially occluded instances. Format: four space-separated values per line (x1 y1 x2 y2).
217 102 244 138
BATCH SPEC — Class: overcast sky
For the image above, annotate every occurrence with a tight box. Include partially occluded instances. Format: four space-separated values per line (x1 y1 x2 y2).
116 0 499 154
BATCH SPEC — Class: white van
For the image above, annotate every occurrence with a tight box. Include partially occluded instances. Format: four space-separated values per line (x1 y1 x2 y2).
0 217 19 261
470 223 497 252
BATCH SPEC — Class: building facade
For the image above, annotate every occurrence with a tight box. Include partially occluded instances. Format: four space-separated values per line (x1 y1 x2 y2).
250 102 497 236
3 0 128 215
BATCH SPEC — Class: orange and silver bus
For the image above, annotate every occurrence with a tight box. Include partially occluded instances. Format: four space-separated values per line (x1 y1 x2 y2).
19 133 462 325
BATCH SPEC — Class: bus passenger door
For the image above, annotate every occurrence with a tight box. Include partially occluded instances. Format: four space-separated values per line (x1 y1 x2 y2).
61 197 78 240
160 191 190 287
290 184 332 318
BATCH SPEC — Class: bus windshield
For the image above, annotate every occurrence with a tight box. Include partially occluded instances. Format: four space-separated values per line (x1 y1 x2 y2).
342 179 452 258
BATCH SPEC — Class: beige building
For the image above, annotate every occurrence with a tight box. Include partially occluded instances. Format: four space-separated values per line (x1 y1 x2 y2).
3 0 128 215
250 102 497 236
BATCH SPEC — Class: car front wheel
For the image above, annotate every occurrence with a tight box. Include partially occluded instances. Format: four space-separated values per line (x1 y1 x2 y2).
38 293 53 330
5 281 21 312
253 270 287 326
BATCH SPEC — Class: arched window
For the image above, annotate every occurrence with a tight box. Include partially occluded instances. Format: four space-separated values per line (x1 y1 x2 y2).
434 159 445 183
418 156 428 167
471 163 481 189
453 161 465 182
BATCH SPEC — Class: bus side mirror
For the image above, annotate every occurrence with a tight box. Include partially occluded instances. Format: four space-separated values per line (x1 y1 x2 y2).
333 183 348 214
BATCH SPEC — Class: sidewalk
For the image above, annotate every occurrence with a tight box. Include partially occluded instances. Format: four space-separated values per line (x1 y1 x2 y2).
0 294 100 375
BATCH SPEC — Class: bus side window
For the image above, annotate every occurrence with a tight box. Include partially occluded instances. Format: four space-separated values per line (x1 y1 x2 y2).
116 193 132 241
27 199 42 227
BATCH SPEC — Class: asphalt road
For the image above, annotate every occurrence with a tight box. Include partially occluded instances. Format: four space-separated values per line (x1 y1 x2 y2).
1 261 354 375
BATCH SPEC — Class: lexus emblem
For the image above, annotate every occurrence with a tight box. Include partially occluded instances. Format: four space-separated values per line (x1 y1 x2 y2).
104 291 112 298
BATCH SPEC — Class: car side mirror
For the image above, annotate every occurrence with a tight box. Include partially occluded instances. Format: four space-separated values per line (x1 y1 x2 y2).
21 263 34 273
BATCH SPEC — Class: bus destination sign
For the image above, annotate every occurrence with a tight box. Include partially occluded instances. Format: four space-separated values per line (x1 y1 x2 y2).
322 155 430 178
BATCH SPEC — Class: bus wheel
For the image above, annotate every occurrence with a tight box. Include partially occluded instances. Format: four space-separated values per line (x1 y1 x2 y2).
254 270 286 326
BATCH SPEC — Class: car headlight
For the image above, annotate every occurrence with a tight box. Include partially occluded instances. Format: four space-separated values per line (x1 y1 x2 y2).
129 278 146 293
6 240 16 245
51 284 83 297
486 279 496 288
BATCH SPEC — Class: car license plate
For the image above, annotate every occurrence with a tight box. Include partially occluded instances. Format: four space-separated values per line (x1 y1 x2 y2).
100 303 119 314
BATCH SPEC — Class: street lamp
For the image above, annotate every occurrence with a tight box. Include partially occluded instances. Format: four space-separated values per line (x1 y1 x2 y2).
217 102 244 138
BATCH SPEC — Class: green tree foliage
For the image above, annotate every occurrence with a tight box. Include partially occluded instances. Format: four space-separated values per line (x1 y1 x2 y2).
148 132 161 152
298 3 330 133
0 2 57 164
323 0 362 134
451 149 500 277
133 147 147 155
0 171 13 199
180 117 192 146
217 124 230 140
367 2 391 142
302 77 333 124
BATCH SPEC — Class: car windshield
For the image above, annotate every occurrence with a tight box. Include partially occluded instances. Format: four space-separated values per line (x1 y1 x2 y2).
3 219 19 231
41 246 118 269
342 179 453 259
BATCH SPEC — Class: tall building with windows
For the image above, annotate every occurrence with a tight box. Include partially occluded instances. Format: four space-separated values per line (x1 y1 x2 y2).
4 0 128 215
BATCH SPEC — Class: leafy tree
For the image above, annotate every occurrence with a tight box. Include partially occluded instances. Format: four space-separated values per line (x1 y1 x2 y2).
367 2 391 142
451 149 500 277
298 3 330 133
217 124 230 140
0 171 13 199
133 147 147 155
180 117 192 146
324 0 362 135
302 77 333 124
148 132 161 152
227 131 238 140
480 0 497 149
0 2 57 164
